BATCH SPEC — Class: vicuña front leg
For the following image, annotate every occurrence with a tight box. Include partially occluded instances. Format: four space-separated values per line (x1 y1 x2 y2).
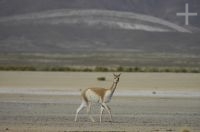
100 105 104 123
102 103 113 122
107 105 113 122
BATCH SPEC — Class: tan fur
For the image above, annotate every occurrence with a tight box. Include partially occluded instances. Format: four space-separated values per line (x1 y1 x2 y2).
82 88 107 103
89 88 107 101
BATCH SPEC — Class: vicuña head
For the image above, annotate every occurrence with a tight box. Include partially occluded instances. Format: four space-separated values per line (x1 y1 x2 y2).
74 73 121 123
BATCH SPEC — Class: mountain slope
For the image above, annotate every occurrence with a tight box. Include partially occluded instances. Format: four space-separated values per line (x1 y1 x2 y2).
0 0 199 67
0 9 190 32
0 0 199 28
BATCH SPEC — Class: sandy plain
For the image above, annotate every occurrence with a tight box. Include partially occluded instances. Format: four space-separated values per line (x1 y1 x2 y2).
0 71 200 132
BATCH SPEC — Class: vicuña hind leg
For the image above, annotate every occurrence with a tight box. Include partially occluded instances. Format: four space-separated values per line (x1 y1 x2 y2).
74 101 86 122
87 102 95 122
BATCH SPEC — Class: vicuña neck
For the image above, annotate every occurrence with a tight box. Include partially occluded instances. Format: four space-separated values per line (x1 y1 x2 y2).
109 81 118 97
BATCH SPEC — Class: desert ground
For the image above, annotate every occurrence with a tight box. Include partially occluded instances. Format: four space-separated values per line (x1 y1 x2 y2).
0 71 200 132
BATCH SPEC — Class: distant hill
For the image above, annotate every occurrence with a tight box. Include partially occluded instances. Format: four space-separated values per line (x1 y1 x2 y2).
0 0 199 67
0 0 199 27
0 9 199 54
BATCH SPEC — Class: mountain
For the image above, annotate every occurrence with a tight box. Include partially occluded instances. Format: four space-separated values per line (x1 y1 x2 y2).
0 0 199 27
0 0 199 67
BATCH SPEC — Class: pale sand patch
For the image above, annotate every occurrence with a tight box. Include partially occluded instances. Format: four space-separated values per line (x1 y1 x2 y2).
0 71 200 98
0 88 200 98
0 72 200 91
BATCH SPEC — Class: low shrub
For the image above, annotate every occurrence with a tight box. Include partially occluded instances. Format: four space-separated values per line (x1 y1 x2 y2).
97 77 106 81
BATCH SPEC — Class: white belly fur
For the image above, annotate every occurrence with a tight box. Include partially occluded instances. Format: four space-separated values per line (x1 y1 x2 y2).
86 89 100 102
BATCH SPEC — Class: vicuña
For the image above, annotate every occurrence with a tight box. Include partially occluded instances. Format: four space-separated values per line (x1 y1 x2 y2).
74 73 121 123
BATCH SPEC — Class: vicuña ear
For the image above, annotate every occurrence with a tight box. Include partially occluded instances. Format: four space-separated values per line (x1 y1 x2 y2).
113 73 121 77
